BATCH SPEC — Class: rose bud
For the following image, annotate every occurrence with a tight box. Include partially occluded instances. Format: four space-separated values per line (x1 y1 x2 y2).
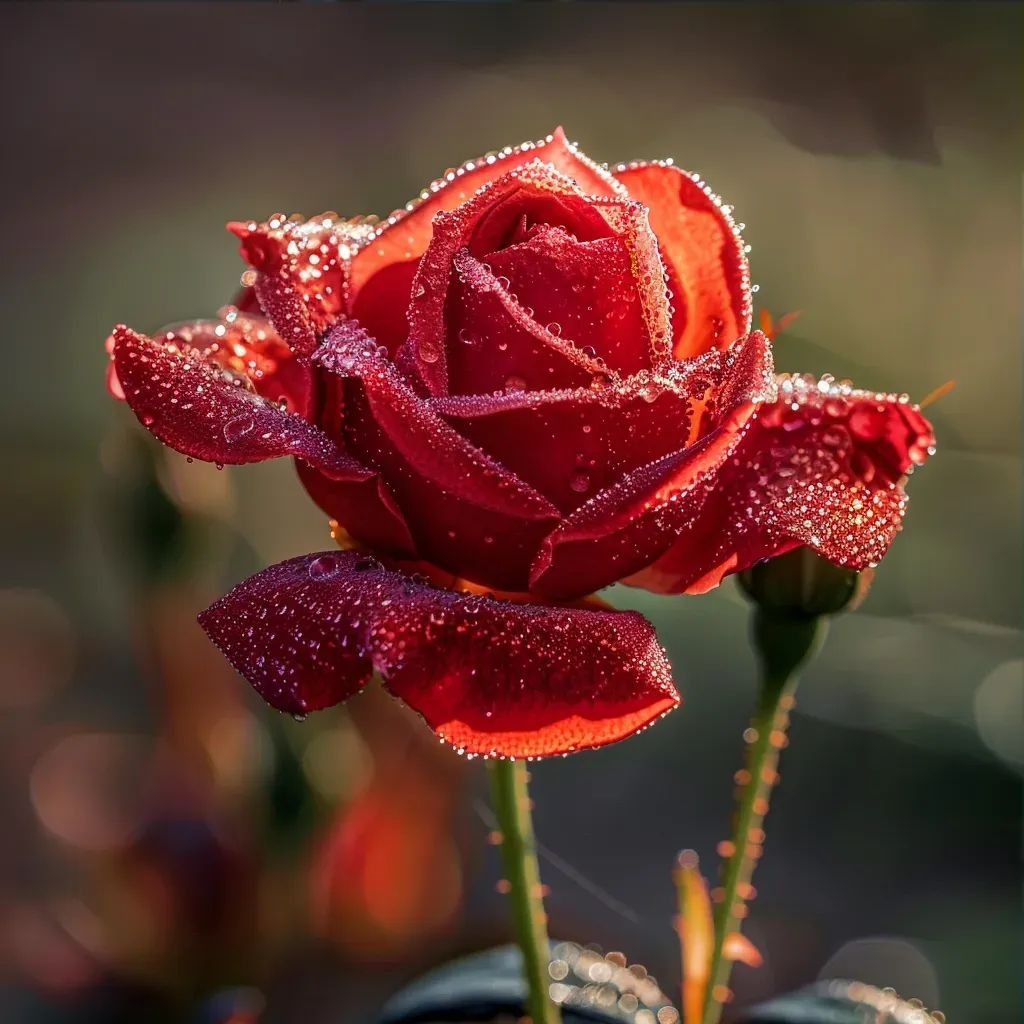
738 545 873 620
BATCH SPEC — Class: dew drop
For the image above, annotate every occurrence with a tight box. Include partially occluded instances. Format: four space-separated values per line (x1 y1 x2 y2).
223 414 255 443
292 713 308 723
546 322 562 336
308 553 342 579
458 329 475 345
497 341 508 351
579 345 597 359
141 414 155 427
419 343 440 364
569 471 591 493
582 424 592 433
504 375 527 392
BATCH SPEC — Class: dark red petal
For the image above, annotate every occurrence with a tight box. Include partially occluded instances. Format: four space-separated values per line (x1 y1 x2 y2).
228 213 376 340
199 551 680 757
444 248 610 396
111 324 370 478
625 374 937 595
198 551 380 716
485 227 653 375
432 382 690 514
146 309 314 418
315 322 560 592
251 268 319 355
615 162 751 359
529 333 776 599
295 461 418 560
347 128 625 312
406 160 644 394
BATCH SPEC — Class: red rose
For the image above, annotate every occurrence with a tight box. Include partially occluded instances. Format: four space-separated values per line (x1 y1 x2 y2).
108 129 934 757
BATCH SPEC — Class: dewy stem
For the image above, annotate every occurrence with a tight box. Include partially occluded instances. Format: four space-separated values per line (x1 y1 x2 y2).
487 758 561 1024
701 610 827 1024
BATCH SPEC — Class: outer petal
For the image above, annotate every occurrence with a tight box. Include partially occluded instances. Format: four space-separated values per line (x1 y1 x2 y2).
627 374 936 595
111 324 369 478
529 333 777 599
347 127 626 308
431 381 691 514
615 162 751 359
315 321 561 592
229 213 377 345
199 551 680 758
153 310 314 417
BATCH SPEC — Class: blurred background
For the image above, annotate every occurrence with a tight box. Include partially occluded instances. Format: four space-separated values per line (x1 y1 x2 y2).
0 3 1019 1023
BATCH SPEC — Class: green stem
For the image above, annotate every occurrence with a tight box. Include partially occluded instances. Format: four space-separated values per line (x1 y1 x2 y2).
487 759 561 1024
702 611 827 1024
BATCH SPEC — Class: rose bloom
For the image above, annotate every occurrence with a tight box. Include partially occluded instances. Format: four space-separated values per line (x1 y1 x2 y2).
107 129 934 757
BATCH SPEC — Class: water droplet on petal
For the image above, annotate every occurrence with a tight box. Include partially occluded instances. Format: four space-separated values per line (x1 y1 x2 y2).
308 554 343 579
569 472 591 493
419 343 440 364
141 414 156 427
223 414 255 443
504 375 527 392
546 322 562 336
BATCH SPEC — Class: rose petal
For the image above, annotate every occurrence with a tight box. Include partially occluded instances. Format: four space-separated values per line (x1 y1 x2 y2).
432 381 691 514
348 258 420 358
625 374 936 595
251 269 320 355
444 248 610 396
199 551 680 757
468 190 615 256
144 310 314 418
229 213 377 341
530 333 776 599
315 321 561 592
615 162 751 359
295 461 418 560
406 160 637 394
485 227 653 374
348 127 625 309
111 324 370 478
